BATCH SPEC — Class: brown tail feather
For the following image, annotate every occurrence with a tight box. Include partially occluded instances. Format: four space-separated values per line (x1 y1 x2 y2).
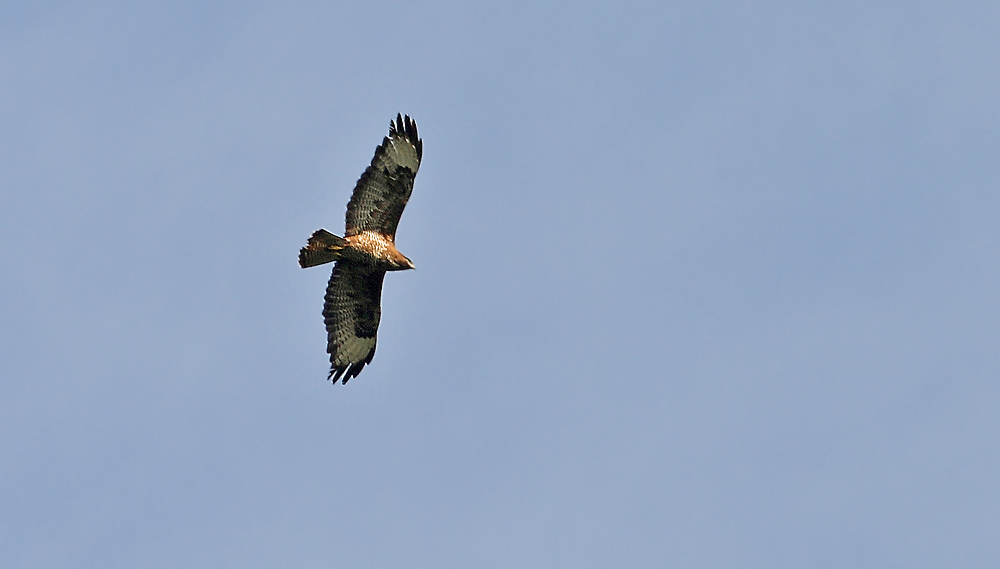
299 229 346 268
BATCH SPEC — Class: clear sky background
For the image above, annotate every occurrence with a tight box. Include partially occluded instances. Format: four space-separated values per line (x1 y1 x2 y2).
2 1 999 567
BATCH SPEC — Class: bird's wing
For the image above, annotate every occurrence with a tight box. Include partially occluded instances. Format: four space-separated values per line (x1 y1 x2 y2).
323 261 386 383
344 114 422 238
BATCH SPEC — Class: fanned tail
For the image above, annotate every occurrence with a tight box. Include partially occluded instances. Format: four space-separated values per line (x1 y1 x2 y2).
299 229 346 268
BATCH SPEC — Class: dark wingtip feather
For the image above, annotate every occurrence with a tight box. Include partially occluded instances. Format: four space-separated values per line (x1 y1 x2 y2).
403 115 415 140
329 362 363 385
326 342 377 384
386 113 422 159
329 366 346 383
345 362 364 384
389 113 404 138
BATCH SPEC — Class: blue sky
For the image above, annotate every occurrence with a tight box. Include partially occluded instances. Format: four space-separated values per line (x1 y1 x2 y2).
2 1 999 567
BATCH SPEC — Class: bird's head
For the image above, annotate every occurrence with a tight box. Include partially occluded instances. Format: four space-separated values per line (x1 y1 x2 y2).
388 248 416 271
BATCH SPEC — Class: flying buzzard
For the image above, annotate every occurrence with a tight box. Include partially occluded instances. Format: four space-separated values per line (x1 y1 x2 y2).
299 114 422 384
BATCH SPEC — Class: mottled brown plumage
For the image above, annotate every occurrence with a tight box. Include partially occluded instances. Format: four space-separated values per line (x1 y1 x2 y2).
299 114 421 383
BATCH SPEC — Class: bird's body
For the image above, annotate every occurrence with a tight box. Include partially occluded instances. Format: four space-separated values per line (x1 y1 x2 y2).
299 114 422 384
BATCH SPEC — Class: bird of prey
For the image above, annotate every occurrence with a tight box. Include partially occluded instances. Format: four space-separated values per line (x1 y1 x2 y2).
299 114 422 384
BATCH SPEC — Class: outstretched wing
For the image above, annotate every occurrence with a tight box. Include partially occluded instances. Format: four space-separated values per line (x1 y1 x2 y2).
345 114 422 238
323 261 386 384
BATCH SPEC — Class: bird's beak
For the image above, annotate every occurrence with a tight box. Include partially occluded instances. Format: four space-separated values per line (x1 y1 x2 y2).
406 258 416 270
